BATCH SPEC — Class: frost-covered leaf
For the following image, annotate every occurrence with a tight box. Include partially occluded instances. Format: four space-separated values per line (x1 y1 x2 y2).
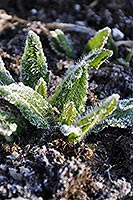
60 124 81 142
0 100 29 140
0 109 17 138
49 47 113 114
0 83 49 128
49 29 74 58
87 27 111 52
21 30 49 88
77 94 120 134
83 48 113 69
35 77 47 99
105 98 133 128
63 94 119 141
59 102 77 125
49 61 88 115
0 56 15 85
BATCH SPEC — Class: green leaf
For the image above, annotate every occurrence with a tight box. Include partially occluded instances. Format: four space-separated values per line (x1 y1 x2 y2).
105 98 133 128
21 30 49 88
49 47 113 114
63 94 120 142
35 77 47 99
67 133 80 142
59 101 77 125
0 99 29 140
87 27 111 52
77 94 120 134
49 29 74 58
0 109 17 138
49 61 88 115
0 56 15 85
60 124 82 141
0 83 49 128
107 36 118 58
84 48 113 69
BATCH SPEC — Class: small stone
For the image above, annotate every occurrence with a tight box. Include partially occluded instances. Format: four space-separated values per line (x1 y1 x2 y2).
74 4 81 11
31 9 37 15
112 28 124 40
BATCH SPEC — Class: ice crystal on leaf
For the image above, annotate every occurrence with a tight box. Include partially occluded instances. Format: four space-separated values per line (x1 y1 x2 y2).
0 56 15 85
0 83 49 128
105 98 133 128
87 27 111 52
0 109 17 138
21 30 49 88
49 62 88 116
59 102 77 125
64 94 120 141
35 77 47 99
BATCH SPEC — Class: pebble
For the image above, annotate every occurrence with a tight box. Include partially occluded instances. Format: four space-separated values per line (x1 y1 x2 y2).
31 9 38 15
112 28 124 40
74 4 81 11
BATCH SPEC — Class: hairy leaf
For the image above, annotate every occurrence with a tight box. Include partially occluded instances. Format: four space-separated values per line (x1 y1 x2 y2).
49 29 74 58
77 94 119 133
63 94 120 141
21 30 49 88
35 77 47 99
59 101 77 125
0 83 49 128
83 48 113 69
50 47 113 114
0 56 15 85
49 61 88 115
0 109 17 138
87 27 111 52
105 98 133 128
0 99 30 140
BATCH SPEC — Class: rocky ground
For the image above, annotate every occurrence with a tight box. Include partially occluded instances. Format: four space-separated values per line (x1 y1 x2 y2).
0 0 133 199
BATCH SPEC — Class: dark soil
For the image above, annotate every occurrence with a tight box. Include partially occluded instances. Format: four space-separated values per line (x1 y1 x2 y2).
0 0 133 199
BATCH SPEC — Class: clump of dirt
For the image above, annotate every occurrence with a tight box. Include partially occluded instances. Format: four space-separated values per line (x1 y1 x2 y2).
0 1 133 199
